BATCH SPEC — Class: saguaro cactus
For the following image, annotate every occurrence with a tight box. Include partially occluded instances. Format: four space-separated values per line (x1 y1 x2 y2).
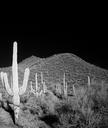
30 73 39 96
73 84 76 96
0 42 30 120
63 73 67 97
87 76 90 87
41 72 47 93
30 72 46 96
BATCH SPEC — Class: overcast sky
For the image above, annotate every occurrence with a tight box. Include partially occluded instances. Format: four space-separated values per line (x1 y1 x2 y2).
0 24 107 70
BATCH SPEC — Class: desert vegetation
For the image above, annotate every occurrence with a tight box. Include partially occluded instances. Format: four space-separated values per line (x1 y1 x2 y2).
1 76 107 128
0 75 108 128
0 53 108 128
29 77 108 128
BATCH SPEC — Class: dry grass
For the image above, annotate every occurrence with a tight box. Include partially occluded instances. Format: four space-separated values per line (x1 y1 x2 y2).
48 78 108 128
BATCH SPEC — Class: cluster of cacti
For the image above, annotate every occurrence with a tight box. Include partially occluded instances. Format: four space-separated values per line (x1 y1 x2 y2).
0 42 30 120
30 72 68 98
30 72 47 97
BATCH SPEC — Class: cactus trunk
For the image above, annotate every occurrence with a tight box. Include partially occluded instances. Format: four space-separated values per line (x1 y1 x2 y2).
12 42 19 96
12 42 20 120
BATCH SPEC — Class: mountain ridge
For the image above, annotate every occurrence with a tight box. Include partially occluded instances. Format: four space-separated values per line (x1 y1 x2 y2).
0 53 108 84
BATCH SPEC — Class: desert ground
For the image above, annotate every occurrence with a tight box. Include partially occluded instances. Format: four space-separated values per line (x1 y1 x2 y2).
0 53 108 128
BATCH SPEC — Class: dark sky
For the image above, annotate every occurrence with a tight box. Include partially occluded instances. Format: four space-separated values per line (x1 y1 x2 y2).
0 24 107 70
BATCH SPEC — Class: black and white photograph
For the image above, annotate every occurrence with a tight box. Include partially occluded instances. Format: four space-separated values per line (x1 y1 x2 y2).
0 24 108 128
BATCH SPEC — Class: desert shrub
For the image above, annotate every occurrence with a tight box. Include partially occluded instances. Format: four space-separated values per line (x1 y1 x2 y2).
23 78 108 128
82 80 108 128
54 80 108 128
54 100 89 128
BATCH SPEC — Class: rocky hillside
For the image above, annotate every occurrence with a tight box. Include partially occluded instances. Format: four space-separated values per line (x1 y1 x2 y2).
0 53 108 101
0 53 108 128
1 53 108 88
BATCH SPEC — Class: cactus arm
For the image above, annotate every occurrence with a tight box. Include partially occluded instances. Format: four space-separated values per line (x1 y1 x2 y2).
19 68 30 95
0 72 13 95
3 73 13 95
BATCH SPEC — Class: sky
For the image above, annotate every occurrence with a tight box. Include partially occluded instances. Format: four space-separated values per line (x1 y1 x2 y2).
0 24 107 70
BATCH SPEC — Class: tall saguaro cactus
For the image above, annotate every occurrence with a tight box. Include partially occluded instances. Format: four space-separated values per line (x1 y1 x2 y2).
0 42 30 120
63 73 67 97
